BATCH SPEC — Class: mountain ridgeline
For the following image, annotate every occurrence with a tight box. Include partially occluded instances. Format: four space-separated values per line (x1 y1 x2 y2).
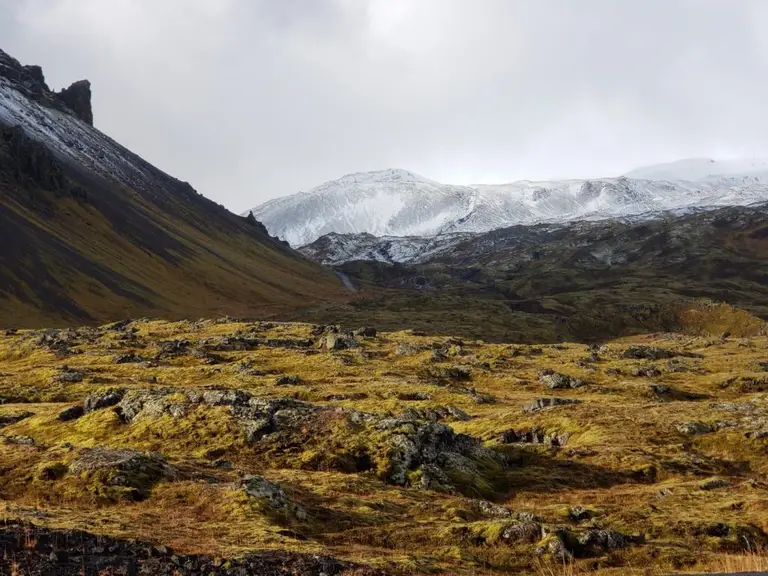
248 165 768 247
0 48 344 328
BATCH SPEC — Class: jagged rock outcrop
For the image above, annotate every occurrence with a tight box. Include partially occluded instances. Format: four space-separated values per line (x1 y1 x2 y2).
56 80 93 125
0 49 92 124
0 50 50 99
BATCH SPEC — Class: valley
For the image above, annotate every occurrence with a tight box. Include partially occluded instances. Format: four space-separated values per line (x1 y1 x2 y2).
3 43 768 576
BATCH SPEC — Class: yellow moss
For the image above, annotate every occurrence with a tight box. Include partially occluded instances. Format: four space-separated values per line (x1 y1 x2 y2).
3 320 768 574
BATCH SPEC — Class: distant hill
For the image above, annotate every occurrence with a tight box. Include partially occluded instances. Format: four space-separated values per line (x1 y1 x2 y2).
0 48 343 328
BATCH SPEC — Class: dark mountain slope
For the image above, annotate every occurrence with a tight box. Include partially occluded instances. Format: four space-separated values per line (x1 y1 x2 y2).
0 49 343 328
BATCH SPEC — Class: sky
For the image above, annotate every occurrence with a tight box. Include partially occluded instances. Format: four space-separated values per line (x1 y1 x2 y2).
2 0 768 212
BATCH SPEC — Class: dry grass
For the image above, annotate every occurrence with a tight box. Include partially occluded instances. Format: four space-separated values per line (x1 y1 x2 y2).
695 550 768 573
2 318 768 574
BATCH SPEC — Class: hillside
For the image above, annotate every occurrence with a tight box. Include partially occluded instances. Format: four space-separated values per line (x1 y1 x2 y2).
247 167 768 247
294 204 768 343
0 48 344 328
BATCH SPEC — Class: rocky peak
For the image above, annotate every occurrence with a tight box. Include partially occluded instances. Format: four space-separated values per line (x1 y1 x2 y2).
56 79 93 125
0 49 50 99
0 48 93 125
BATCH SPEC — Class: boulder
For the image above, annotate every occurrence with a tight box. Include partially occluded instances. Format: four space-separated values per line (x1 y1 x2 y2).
500 427 570 447
354 326 377 338
700 477 730 491
401 406 471 422
499 521 543 543
539 369 585 390
113 353 145 364
395 342 422 356
274 375 302 386
623 346 677 360
381 418 508 496
632 366 661 378
57 405 84 421
83 388 126 413
538 527 643 559
676 421 713 436
318 333 358 351
238 475 307 521
470 499 513 518
523 398 582 414
53 370 84 383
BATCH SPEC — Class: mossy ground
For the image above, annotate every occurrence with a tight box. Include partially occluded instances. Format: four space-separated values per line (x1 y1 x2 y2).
2 318 768 574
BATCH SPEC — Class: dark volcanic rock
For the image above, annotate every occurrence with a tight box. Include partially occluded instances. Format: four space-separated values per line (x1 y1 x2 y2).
0 411 33 427
623 346 678 360
56 80 93 125
0 521 380 575
501 427 570 447
83 388 126 413
0 50 50 99
274 374 302 386
354 326 378 338
538 527 644 559
522 398 582 414
114 352 145 364
381 417 507 493
238 475 308 521
53 369 84 383
57 405 85 421
400 406 471 422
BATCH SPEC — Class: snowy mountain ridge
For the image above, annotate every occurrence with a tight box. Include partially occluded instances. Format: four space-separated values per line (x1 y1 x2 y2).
248 164 768 247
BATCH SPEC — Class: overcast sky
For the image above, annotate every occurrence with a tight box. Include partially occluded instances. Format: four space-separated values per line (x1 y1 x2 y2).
2 0 768 211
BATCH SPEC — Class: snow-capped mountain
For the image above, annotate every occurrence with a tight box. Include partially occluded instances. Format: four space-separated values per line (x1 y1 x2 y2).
248 165 768 248
249 169 477 247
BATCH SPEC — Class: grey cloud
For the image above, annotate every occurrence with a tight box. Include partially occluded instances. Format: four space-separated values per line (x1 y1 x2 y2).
1 0 767 211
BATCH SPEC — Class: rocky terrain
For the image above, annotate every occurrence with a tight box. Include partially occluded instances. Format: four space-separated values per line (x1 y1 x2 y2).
0 48 344 328
290 203 768 344
2 318 768 574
